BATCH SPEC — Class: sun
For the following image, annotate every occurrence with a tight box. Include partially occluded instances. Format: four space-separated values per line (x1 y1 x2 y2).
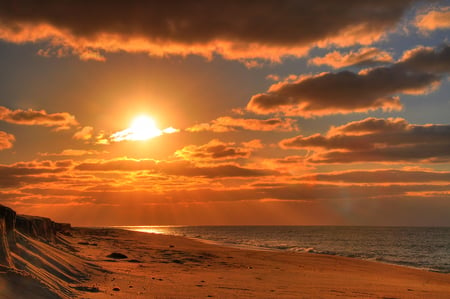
110 115 162 142
109 114 179 142
129 115 162 140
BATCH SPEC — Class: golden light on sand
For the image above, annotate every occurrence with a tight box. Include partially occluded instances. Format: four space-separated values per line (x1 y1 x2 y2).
110 115 178 142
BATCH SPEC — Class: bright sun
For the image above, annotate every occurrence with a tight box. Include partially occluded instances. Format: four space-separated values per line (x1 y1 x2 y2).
129 115 162 140
110 115 162 142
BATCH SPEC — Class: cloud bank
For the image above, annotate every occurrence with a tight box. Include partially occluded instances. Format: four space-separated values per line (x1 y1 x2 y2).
248 45 449 117
281 117 450 163
0 106 78 130
0 0 415 61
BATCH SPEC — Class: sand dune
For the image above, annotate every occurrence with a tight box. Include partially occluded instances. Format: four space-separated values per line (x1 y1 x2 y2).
1 205 450 298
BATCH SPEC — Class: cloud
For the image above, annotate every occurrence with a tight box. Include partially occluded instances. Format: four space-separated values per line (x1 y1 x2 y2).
186 116 298 132
300 169 450 183
309 47 393 69
0 106 78 129
247 45 449 117
39 149 108 157
327 117 409 136
415 6 450 31
0 131 14 150
175 139 255 161
73 126 93 140
75 158 278 178
0 1 415 61
398 45 450 74
75 158 157 172
280 117 450 163
0 160 69 187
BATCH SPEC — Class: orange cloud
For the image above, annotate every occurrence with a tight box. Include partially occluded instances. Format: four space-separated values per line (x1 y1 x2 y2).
73 126 94 140
247 45 450 117
0 1 415 62
39 149 108 157
327 117 409 136
0 131 15 150
280 117 450 163
0 106 78 130
75 158 278 178
186 116 298 132
175 139 257 161
0 160 70 188
300 169 450 184
309 47 393 69
415 6 450 31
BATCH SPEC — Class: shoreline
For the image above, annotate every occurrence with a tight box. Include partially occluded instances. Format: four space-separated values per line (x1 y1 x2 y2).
117 225 450 275
71 227 450 298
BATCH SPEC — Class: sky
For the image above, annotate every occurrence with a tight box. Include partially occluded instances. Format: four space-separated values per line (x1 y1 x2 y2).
0 0 449 226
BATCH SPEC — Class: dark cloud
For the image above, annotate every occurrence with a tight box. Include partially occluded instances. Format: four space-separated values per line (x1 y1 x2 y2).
75 158 278 178
75 159 157 171
0 131 14 150
247 45 449 117
161 162 279 178
0 106 78 129
254 183 450 201
186 116 298 132
398 45 450 74
0 160 69 187
280 117 450 163
300 169 450 183
328 117 409 135
0 0 415 61
175 139 255 161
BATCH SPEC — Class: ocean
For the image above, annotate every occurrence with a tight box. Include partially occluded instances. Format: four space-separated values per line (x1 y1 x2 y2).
120 226 450 273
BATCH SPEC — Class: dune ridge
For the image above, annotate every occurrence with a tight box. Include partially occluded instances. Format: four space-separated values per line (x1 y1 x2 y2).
0 205 102 298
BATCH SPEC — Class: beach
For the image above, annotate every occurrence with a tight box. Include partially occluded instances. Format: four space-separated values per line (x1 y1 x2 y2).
68 228 450 298
5 226 450 298
1 204 450 298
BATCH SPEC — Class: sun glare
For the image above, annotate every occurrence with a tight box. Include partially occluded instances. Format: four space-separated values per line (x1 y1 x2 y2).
110 114 172 142
129 115 162 140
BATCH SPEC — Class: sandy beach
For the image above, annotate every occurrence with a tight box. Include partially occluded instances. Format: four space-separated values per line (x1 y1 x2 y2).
67 228 450 298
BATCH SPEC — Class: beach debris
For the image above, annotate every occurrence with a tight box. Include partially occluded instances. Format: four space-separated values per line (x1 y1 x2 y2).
128 259 143 263
106 252 128 259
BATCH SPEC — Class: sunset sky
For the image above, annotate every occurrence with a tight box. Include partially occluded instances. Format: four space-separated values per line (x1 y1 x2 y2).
0 1 449 226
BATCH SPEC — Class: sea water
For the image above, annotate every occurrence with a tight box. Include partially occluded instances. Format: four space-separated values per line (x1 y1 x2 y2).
121 226 450 273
